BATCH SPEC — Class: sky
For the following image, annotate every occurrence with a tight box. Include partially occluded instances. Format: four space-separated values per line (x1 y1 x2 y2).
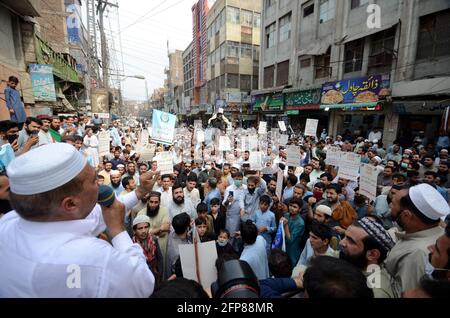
112 0 198 101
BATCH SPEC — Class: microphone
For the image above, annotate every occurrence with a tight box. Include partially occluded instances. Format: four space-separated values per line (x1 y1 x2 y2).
98 185 116 207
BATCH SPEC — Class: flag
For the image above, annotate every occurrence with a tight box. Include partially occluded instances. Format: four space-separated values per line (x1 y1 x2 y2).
271 223 286 252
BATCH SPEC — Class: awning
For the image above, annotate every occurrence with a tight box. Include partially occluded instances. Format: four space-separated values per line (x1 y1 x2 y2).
320 102 379 109
298 36 332 56
251 85 285 96
342 21 398 44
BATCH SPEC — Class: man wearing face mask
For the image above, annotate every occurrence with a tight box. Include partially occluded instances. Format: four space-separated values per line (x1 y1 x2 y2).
241 175 267 222
223 172 246 245
385 183 450 293
197 161 216 188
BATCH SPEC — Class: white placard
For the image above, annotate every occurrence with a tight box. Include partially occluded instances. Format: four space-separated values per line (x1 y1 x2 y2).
248 135 258 151
140 129 149 146
194 120 203 129
151 110 177 145
286 145 301 167
258 121 267 135
219 135 232 151
139 144 156 162
359 164 379 202
196 130 205 144
179 240 218 291
304 119 319 137
98 131 110 157
278 121 287 132
154 151 174 175
276 169 284 199
325 147 342 166
279 134 289 145
337 152 362 181
241 136 248 152
249 151 263 170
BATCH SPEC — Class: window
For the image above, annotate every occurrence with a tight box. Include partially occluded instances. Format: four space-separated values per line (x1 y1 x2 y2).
240 75 251 90
315 48 331 78
253 46 260 62
319 0 335 23
417 10 450 60
227 41 240 58
351 0 369 10
303 4 314 17
276 60 289 86
266 0 276 9
344 39 364 73
227 74 239 88
368 28 395 70
279 12 292 42
227 7 240 24
300 58 311 68
264 65 275 88
252 76 259 90
219 9 225 28
266 23 276 48
241 10 253 27
253 13 261 28
220 43 226 60
241 43 252 58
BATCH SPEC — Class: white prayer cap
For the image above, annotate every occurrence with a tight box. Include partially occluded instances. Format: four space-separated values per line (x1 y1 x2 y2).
409 183 450 221
7 143 87 195
117 164 125 168
232 163 241 170
373 156 382 163
110 170 121 176
133 214 151 227
218 108 224 114
315 205 332 217
373 139 378 143
404 149 413 154
441 149 448 154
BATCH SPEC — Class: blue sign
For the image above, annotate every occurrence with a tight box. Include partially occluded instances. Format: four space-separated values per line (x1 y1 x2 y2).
66 4 81 44
29 64 56 102
152 109 177 145
321 74 391 105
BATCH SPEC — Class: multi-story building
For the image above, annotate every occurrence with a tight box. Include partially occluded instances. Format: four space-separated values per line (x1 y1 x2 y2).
183 41 194 115
258 0 450 146
165 50 184 113
206 0 261 124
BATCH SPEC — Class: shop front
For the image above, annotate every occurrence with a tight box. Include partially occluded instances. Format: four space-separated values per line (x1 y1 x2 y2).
251 88 285 129
320 74 391 140
284 87 328 135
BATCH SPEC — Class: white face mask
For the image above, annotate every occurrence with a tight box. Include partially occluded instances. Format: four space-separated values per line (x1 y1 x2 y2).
217 239 228 247
205 165 211 170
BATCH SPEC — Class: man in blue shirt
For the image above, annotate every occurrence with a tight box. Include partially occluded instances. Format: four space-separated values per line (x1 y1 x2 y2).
252 195 276 254
4 76 27 130
203 177 221 211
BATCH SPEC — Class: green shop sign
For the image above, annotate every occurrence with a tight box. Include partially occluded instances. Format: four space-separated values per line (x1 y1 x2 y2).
252 93 284 111
35 36 80 83
284 88 321 110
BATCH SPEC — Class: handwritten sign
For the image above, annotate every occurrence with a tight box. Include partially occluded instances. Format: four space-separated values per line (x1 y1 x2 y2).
258 121 267 135
154 151 174 175
337 152 361 181
304 119 319 137
98 131 110 157
359 164 379 202
325 147 341 166
286 145 301 167
278 121 287 132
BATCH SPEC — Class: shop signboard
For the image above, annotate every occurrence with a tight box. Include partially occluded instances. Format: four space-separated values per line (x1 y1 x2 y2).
320 74 391 109
285 88 321 110
252 93 284 111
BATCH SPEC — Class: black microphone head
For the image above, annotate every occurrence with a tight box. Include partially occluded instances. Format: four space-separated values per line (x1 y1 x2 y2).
98 185 115 207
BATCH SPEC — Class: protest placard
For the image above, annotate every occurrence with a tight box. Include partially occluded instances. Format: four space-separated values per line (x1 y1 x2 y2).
248 135 258 151
139 144 156 162
98 131 110 157
258 121 267 135
304 119 319 137
218 135 232 151
196 130 205 144
279 134 289 145
278 121 287 132
276 169 284 199
359 164 379 202
154 151 174 175
249 151 263 170
337 152 362 181
151 110 177 145
140 129 149 146
286 145 301 167
325 147 341 166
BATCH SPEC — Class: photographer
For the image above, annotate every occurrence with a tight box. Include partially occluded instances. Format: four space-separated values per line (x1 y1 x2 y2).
17 117 42 154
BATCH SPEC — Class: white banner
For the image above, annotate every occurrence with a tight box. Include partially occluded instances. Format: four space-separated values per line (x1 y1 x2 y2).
98 131 110 157
151 109 177 145
258 121 267 135
154 151 174 175
249 151 263 170
304 119 319 137
359 164 379 202
278 121 287 132
325 147 341 166
286 145 301 167
337 152 362 181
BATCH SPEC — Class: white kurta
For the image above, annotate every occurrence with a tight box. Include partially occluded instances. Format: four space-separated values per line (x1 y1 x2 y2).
83 135 99 168
0 191 155 298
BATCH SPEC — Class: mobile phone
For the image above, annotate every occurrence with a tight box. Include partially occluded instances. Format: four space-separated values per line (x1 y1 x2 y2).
229 191 234 197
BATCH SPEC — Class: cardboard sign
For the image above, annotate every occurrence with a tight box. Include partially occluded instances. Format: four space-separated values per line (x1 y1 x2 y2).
325 147 341 166
98 131 110 157
337 152 362 181
278 121 287 132
286 145 301 167
258 121 267 135
154 151 174 175
304 119 319 137
359 164 379 202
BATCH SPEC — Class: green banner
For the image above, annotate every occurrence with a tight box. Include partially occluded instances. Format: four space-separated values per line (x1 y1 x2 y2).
252 93 284 111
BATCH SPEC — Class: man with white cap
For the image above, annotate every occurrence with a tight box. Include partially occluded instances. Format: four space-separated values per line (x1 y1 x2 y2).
386 183 450 293
0 143 160 297
110 169 125 196
208 108 231 131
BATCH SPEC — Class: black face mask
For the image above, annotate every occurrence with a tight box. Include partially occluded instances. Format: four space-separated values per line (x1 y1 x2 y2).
248 188 256 195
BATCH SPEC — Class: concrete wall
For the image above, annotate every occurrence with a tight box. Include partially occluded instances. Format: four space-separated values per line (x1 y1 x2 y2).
36 0 69 54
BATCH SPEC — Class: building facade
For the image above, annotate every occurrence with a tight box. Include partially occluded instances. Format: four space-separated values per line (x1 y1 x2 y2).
182 41 194 115
164 50 184 113
257 0 450 146
205 0 261 124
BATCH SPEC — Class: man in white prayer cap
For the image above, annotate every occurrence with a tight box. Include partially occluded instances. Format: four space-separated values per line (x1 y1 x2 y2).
385 183 450 293
0 143 159 297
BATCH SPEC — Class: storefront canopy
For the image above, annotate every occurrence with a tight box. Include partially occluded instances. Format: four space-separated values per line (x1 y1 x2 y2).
320 102 379 109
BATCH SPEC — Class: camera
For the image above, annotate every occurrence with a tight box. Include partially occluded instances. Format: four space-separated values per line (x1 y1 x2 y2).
212 259 260 298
